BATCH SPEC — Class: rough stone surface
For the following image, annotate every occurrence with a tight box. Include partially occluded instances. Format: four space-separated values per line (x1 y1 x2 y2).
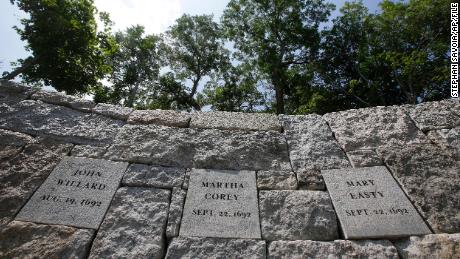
190 111 281 131
257 170 297 190
180 169 261 239
296 170 326 190
128 109 190 127
0 129 35 161
393 233 460 259
347 149 383 167
0 100 125 145
259 190 338 241
122 163 185 188
89 187 170 259
104 124 291 171
324 106 430 151
16 157 128 229
378 143 460 233
71 145 108 158
31 90 95 112
0 80 35 105
268 239 398 259
165 237 266 259
166 187 187 238
409 99 460 131
0 140 72 227
0 221 95 259
281 114 350 171
322 166 431 239
427 127 459 159
92 103 133 120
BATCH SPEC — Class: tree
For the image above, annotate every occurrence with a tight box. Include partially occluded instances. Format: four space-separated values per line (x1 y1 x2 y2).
161 14 229 110
95 25 160 108
3 0 111 94
202 63 264 112
222 0 334 114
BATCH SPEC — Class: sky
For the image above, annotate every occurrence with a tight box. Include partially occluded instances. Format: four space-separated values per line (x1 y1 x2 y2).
0 0 380 78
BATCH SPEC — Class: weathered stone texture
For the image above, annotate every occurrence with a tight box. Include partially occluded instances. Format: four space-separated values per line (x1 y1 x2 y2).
71 145 108 158
393 233 460 259
296 170 325 190
408 99 460 131
0 80 35 106
427 127 459 159
0 140 72 226
166 187 187 238
0 221 95 259
128 109 190 127
92 103 134 120
31 90 95 112
259 190 338 241
190 111 281 131
122 163 185 188
0 100 124 145
165 237 266 259
0 129 35 161
347 149 383 167
268 240 398 259
89 187 170 259
257 170 297 190
281 114 350 171
104 124 291 171
378 143 460 233
324 106 429 151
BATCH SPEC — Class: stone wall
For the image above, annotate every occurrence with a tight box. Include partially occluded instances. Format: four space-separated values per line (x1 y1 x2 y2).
0 80 459 258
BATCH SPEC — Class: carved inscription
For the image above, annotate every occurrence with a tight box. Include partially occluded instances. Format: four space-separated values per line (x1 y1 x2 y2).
180 169 261 239
16 157 127 229
322 166 431 239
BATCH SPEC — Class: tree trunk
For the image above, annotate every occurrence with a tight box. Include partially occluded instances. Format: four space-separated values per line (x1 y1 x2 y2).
126 84 139 108
2 56 38 80
188 77 201 111
271 68 285 114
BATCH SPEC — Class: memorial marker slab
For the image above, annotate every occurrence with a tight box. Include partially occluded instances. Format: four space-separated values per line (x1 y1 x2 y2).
180 169 261 239
16 156 128 229
322 166 431 239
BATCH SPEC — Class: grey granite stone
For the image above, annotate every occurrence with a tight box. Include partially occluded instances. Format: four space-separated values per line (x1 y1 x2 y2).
180 169 261 239
256 170 297 190
281 114 350 171
165 237 266 259
347 149 383 167
103 124 291 171
408 99 460 131
16 157 128 229
122 163 185 188
128 109 190 127
378 143 460 233
0 221 95 259
268 239 398 259
0 80 36 105
322 166 431 239
393 233 460 259
92 103 133 120
89 187 170 259
0 129 35 161
259 190 338 241
0 100 125 145
182 168 192 189
31 90 95 112
323 106 430 151
190 111 281 131
296 170 326 190
166 187 187 238
0 140 72 227
71 145 108 158
427 127 459 159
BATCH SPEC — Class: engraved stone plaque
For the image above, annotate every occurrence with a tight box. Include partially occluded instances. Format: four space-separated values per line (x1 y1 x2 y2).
322 166 431 239
180 169 261 239
16 156 128 229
